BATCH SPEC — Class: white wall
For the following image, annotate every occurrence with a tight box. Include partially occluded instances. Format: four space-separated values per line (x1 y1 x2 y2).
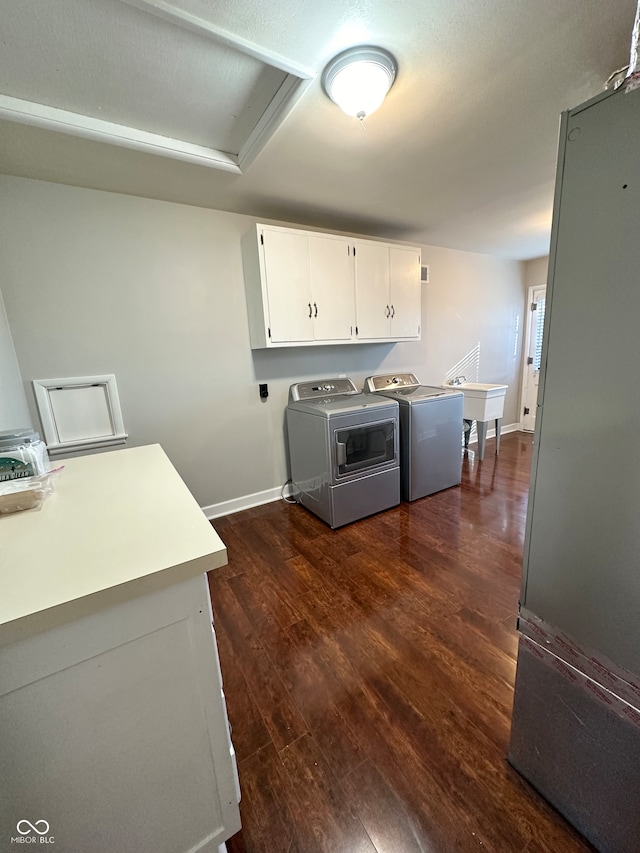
524 256 549 290
0 287 32 431
0 176 526 511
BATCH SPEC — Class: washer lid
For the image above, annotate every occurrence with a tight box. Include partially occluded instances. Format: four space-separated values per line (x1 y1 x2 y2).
364 374 463 404
382 385 463 403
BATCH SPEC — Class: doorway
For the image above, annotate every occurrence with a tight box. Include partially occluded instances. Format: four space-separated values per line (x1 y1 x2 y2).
520 285 546 432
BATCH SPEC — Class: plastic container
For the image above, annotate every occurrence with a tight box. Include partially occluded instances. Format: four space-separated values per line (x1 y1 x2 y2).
0 428 50 482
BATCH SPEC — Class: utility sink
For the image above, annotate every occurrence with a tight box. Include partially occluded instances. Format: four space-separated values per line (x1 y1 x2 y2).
443 382 508 460
446 383 508 421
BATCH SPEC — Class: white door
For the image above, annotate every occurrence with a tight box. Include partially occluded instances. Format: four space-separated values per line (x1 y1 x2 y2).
354 241 390 339
521 286 546 431
308 235 355 341
261 228 313 343
389 247 421 339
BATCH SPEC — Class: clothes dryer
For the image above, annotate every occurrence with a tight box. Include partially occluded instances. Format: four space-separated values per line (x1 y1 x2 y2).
287 378 400 528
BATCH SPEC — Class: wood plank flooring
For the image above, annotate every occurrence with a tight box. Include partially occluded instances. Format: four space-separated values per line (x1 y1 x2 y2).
208 433 596 853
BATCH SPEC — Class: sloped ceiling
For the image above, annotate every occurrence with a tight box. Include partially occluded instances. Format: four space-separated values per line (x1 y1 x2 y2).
0 0 636 258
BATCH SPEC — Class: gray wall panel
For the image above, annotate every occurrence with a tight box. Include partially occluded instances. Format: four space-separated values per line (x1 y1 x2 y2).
522 87 640 674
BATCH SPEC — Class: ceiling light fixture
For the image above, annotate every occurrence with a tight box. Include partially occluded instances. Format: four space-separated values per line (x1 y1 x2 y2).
322 46 397 120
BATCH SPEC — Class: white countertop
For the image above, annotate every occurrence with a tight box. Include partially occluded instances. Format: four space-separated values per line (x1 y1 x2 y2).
0 444 227 638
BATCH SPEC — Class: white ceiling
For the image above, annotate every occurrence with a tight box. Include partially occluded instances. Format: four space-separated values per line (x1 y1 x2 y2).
0 0 636 259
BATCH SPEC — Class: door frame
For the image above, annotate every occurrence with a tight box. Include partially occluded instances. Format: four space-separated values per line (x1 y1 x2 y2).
519 284 546 431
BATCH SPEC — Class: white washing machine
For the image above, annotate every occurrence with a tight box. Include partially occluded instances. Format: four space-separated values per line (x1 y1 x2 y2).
364 373 463 501
286 378 400 528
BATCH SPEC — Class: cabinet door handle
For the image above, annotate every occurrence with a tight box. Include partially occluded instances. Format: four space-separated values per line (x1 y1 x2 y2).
308 302 313 318
314 302 318 318
386 305 390 318
391 305 395 318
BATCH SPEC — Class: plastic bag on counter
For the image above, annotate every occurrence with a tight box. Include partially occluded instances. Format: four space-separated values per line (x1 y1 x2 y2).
0 467 63 515
0 428 50 480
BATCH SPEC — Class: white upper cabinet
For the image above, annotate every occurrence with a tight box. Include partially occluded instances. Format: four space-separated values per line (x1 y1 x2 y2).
354 242 421 341
241 223 420 348
353 241 390 339
308 234 355 342
389 246 422 339
260 227 313 344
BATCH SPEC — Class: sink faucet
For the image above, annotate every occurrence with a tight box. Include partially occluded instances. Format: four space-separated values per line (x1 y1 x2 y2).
450 375 466 386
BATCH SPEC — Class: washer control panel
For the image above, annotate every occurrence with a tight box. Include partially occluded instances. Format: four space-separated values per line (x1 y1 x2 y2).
364 373 420 392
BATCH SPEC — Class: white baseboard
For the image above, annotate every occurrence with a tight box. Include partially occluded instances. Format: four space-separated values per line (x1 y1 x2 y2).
202 425 523 519
202 485 282 520
467 421 520 443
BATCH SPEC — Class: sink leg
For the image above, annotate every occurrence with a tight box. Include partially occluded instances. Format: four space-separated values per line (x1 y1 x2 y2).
477 420 488 461
495 418 502 455
463 419 473 449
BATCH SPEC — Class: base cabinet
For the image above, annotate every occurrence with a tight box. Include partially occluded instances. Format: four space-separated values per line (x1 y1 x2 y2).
0 574 241 853
242 223 421 348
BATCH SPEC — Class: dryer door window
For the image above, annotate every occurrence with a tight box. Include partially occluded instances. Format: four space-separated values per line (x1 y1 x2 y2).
334 420 396 477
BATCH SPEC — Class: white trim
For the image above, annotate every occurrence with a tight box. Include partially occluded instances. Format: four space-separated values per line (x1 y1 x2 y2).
202 426 524 518
467 422 521 444
203 486 282 520
120 0 316 172
46 437 128 457
519 285 546 432
32 374 127 453
238 74 312 170
0 2 315 174
0 95 242 173
120 0 315 78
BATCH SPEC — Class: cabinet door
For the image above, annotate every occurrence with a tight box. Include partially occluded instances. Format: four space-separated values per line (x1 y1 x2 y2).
354 241 390 339
308 235 355 341
0 573 241 852
389 247 421 339
261 228 313 343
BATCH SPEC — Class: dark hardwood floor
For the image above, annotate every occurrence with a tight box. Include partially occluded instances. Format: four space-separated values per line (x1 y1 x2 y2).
208 432 595 853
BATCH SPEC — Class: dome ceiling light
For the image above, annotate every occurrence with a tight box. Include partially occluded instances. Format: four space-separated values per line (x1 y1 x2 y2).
322 46 397 121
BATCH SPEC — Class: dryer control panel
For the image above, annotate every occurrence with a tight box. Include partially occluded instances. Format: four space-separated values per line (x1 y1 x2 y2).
289 378 359 402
